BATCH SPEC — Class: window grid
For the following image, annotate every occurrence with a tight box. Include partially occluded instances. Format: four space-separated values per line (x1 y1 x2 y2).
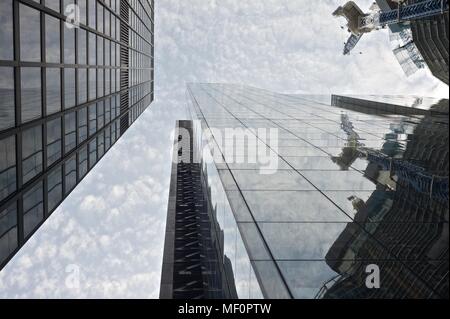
0 0 154 269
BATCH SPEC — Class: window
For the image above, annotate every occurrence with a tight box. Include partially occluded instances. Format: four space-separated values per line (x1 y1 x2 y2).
88 139 97 168
46 117 62 166
97 100 104 129
78 28 87 65
105 125 111 151
23 181 44 238
97 4 104 34
0 136 16 202
20 4 40 62
105 9 110 37
105 69 110 96
78 107 88 143
89 68 96 100
97 36 104 66
88 32 96 65
78 0 87 25
78 146 88 178
88 104 97 136
105 98 111 124
64 68 76 109
97 69 104 98
46 68 62 114
47 166 62 212
0 1 14 60
46 0 60 13
64 112 76 153
97 132 104 158
111 121 117 144
88 0 96 29
22 125 43 184
64 25 75 64
78 68 88 104
64 155 77 194
105 40 110 67
0 67 15 130
21 68 42 123
0 202 18 264
45 15 60 63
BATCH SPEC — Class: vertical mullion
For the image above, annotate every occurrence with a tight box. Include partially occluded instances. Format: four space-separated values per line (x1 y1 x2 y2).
13 0 24 246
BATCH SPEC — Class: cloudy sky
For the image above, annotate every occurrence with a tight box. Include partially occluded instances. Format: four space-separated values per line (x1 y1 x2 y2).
0 0 448 298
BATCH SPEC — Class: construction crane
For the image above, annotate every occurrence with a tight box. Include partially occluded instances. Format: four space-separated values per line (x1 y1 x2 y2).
333 0 449 55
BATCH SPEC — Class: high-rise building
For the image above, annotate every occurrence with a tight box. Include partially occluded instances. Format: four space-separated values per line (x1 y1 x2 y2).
0 0 154 270
160 120 242 299
164 83 448 299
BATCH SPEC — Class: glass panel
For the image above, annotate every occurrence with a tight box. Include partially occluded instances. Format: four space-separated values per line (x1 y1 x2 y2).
97 36 103 66
64 112 76 153
97 3 103 34
78 68 87 104
97 100 104 129
23 181 44 237
0 202 18 264
21 68 42 123
0 1 14 60
46 68 61 114
45 14 60 63
64 68 76 109
88 0 96 29
88 139 96 168
230 170 314 191
242 191 352 222
20 4 40 62
65 155 77 194
88 103 96 136
0 136 16 202
97 132 104 158
300 171 376 191
46 0 60 12
78 107 88 143
63 24 75 64
22 125 43 184
88 32 96 66
78 146 88 178
78 28 87 65
47 166 62 212
97 69 104 98
0 67 15 130
88 68 96 100
78 0 87 25
46 117 62 166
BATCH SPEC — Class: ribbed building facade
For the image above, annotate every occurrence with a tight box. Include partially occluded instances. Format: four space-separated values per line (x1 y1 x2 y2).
408 0 449 84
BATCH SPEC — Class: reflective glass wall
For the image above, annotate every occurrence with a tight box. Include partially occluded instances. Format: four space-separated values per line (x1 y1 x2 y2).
0 0 154 269
187 83 449 299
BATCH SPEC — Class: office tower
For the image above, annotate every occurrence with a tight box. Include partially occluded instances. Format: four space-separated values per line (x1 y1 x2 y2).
160 120 242 299
0 0 154 270
171 83 449 299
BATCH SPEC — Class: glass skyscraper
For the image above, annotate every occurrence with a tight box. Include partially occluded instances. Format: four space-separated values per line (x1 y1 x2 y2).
164 83 448 299
0 0 154 270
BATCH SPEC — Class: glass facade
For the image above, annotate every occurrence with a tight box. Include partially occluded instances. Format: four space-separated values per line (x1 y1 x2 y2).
184 83 449 299
0 0 154 270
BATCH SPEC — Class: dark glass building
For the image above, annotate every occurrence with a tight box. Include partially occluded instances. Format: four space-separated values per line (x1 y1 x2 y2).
160 120 246 299
171 83 449 299
0 0 154 270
